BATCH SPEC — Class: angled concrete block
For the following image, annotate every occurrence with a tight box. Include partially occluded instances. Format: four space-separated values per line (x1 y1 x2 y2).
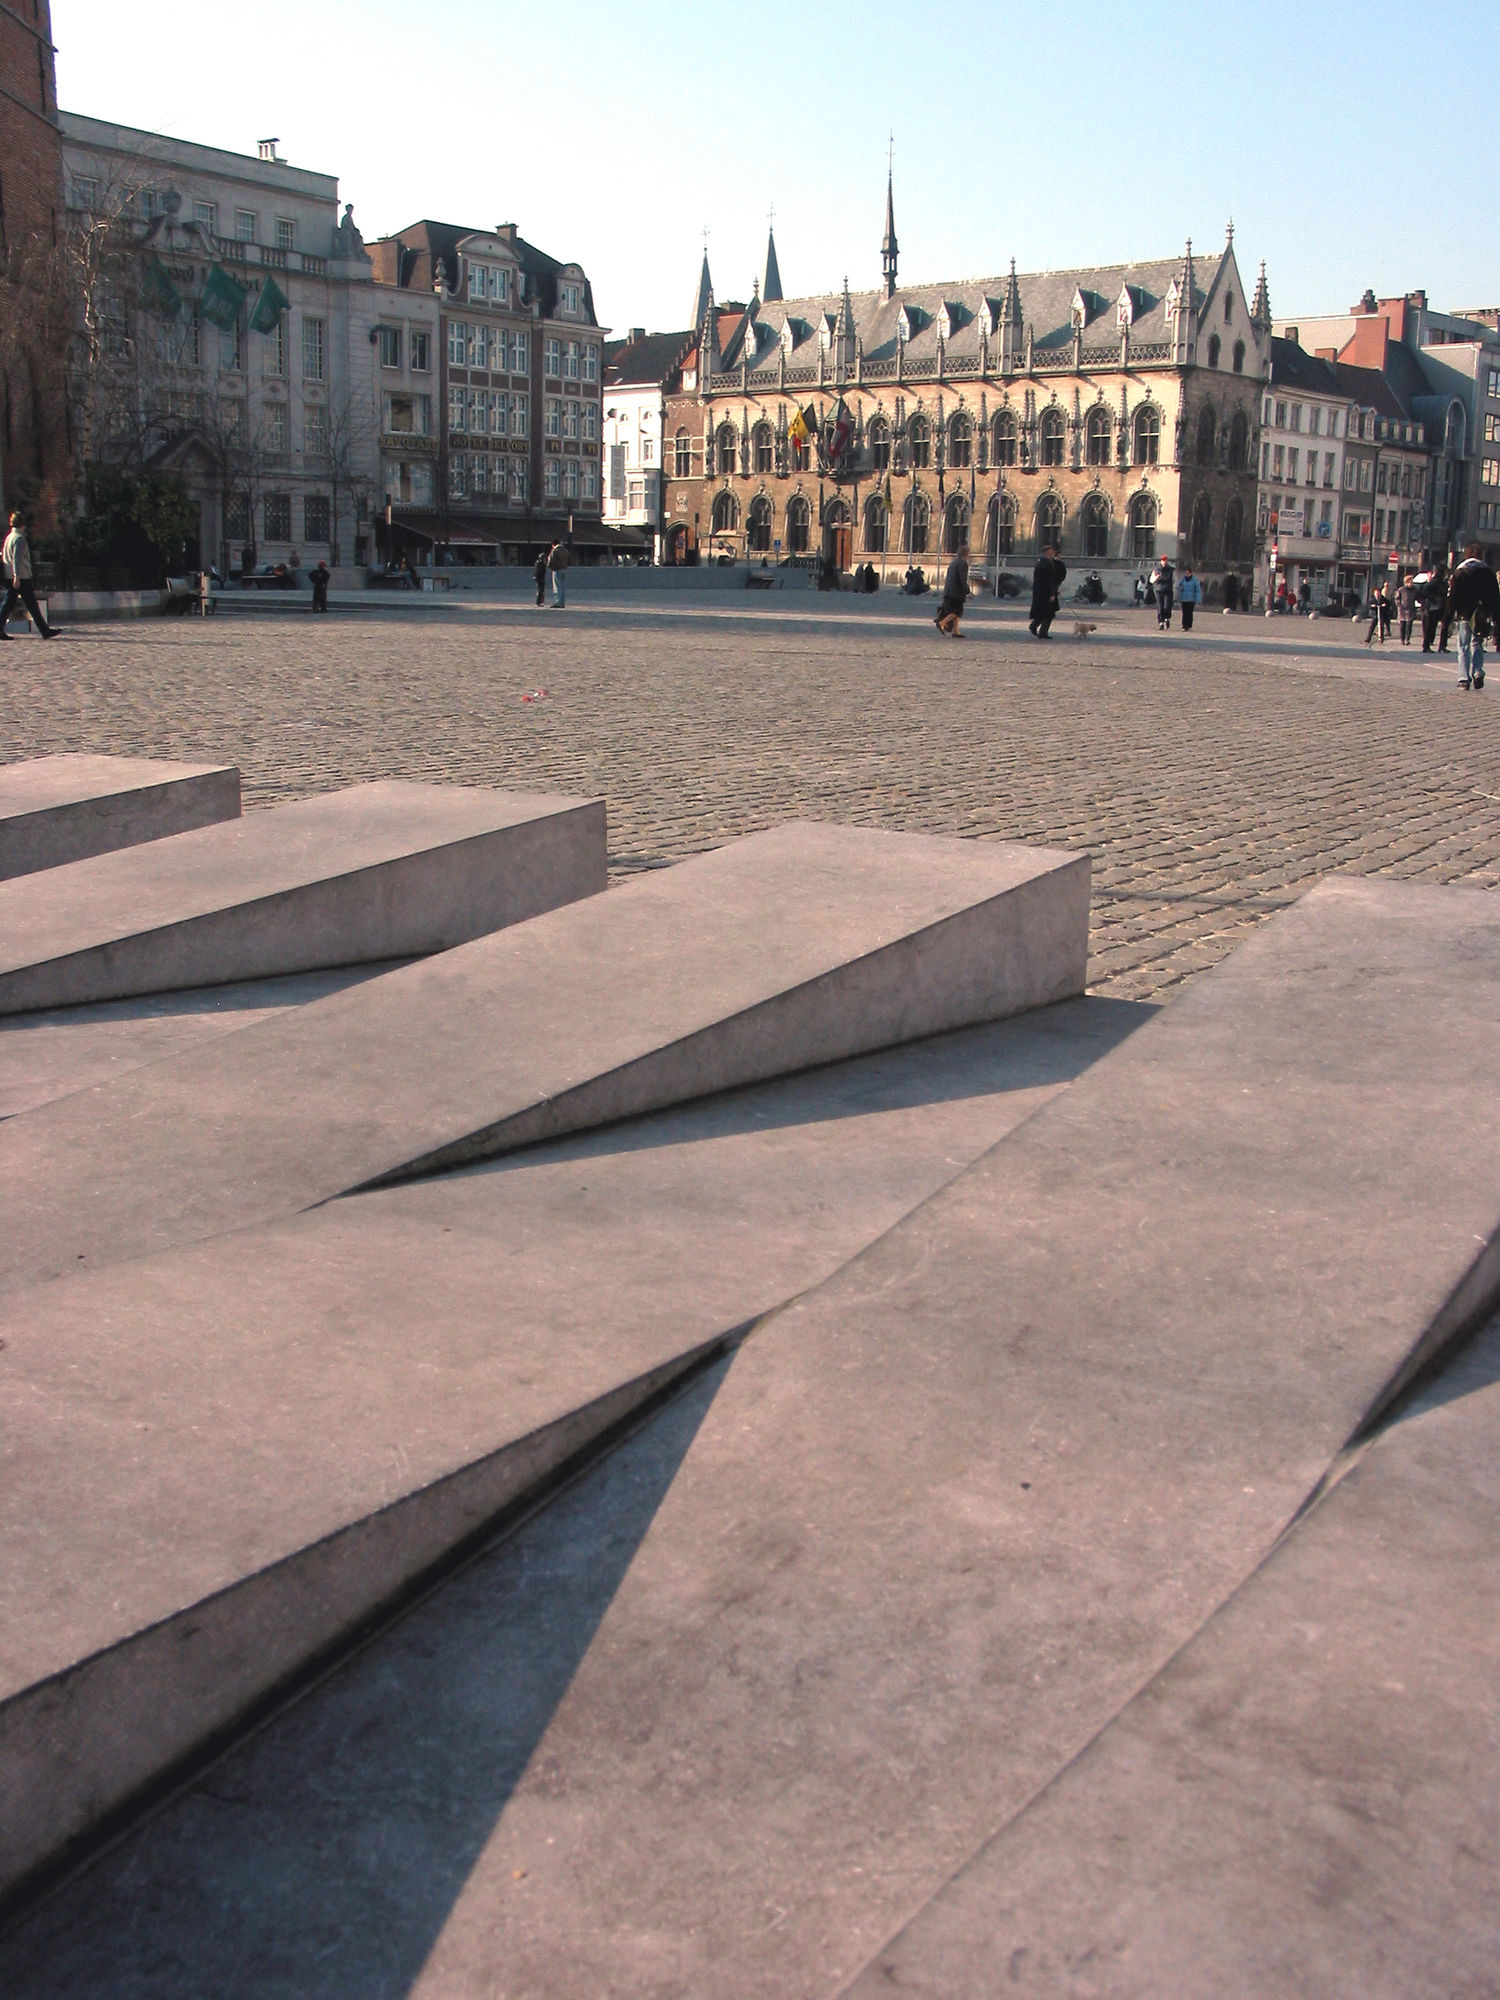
0 824 1089 1295
0 781 606 1016
0 1001 1142 1914
0 753 240 880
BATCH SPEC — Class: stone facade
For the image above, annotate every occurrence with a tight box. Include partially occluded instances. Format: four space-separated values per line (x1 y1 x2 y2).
0 0 69 525
662 204 1268 592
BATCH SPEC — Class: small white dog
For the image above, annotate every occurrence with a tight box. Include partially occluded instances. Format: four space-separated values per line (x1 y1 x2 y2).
1073 620 1098 638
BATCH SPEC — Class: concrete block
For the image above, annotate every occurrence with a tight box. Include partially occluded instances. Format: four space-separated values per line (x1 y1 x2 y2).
0 780 606 1016
0 753 240 880
841 1315 1500 2000
83 873 1490 2000
0 1000 1143 1915
0 823 1089 1296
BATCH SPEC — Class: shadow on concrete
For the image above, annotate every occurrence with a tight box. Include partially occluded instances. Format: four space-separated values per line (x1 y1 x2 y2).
0 1356 735 2000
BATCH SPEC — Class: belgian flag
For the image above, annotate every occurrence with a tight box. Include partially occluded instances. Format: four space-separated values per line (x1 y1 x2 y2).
787 403 817 448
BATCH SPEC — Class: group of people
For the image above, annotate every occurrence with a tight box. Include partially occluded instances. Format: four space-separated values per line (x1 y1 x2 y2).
1132 557 1204 632
533 541 572 607
0 512 60 640
1360 551 1499 686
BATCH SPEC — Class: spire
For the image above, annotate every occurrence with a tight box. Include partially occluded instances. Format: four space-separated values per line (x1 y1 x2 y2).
1001 257 1023 325
1251 259 1272 328
1225 217 1235 246
881 162 898 299
762 222 783 304
1178 237 1197 312
690 246 713 335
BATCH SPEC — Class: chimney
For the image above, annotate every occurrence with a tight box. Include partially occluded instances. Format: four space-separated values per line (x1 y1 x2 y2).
257 138 281 162
629 326 645 344
495 223 519 245
1283 325 1299 345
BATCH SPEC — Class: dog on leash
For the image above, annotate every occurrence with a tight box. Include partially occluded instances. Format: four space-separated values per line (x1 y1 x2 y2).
1073 620 1098 637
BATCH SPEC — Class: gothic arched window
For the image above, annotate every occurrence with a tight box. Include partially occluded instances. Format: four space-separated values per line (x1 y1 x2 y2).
1222 497 1244 563
747 494 772 552
1039 408 1066 467
1228 408 1249 469
992 410 1018 466
716 423 737 475
944 493 971 553
1081 492 1109 558
1195 407 1217 466
752 422 774 474
1133 406 1160 464
786 494 811 553
864 494 887 552
674 428 692 477
1232 340 1245 375
948 412 972 469
711 489 739 534
1207 335 1221 369
987 493 1016 558
908 415 931 469
1085 408 1112 466
1128 492 1157 559
1190 494 1211 562
904 490 930 554
868 416 891 470
1035 492 1064 551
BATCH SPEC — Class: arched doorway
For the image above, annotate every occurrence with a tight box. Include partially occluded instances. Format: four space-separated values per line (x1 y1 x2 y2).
666 524 689 565
825 498 851 570
786 495 812 554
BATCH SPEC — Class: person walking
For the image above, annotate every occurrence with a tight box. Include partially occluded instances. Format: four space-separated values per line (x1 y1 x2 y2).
1153 557 1175 631
1420 560 1449 653
934 548 970 636
309 560 331 613
546 539 571 608
1029 544 1065 639
1363 585 1383 646
0 512 59 640
1396 574 1415 645
1445 543 1500 690
1177 565 1203 632
533 549 547 607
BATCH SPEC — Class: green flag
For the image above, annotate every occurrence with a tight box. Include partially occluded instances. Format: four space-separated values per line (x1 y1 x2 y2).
198 263 247 331
247 275 290 335
140 255 181 321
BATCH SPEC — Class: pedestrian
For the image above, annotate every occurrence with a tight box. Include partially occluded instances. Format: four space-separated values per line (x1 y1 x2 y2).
1223 572 1240 613
1362 588 1382 646
533 548 547 607
310 560 330 613
1154 557 1174 631
0 512 58 640
1444 542 1499 691
1378 581 1393 641
546 539 571 607
1029 543 1065 639
1177 564 1203 632
934 547 970 637
1396 574 1415 645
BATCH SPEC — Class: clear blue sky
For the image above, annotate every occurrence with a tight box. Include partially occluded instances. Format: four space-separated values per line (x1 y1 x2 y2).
53 0 1497 334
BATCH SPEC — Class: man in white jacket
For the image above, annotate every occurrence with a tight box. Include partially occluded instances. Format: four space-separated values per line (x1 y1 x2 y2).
1 513 58 639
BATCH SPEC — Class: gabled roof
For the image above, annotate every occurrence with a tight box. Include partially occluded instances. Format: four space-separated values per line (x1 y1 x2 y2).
370 218 598 322
603 329 696 388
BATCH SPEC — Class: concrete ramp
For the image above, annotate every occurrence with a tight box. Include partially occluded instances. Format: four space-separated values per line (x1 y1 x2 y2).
0 824 1089 1295
0 753 240 879
0 1001 1140 1915
0 780 605 1015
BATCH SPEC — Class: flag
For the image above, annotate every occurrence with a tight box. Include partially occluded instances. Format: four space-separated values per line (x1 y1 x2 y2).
248 275 290 335
827 403 853 466
140 255 181 321
198 263 247 331
788 403 817 447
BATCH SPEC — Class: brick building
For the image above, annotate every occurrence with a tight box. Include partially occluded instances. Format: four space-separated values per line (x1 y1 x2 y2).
369 221 606 564
662 181 1268 595
0 0 69 524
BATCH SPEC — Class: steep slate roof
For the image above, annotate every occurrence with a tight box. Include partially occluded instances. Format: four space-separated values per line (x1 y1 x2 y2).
720 252 1213 370
372 218 599 323
1269 336 1344 396
603 329 695 387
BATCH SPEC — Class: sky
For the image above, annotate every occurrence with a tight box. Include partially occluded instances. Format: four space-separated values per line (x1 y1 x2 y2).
52 0 1497 336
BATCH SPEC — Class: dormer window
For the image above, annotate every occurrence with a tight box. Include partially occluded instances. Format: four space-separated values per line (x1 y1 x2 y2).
1164 278 1181 319
819 313 836 352
980 299 1000 339
1070 287 1096 332
1116 285 1136 328
896 304 915 346
780 320 795 356
559 281 583 314
938 302 964 340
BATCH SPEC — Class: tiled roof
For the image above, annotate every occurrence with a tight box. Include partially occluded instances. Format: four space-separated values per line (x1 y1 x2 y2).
603 330 695 387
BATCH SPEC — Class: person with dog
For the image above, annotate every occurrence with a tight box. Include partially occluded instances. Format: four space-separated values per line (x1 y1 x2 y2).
1029 544 1065 639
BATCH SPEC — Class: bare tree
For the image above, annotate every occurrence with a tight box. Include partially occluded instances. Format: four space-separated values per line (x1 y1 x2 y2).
322 385 374 568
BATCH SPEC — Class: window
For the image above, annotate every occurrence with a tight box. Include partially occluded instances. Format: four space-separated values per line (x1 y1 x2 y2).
225 494 251 543
470 388 490 434
582 403 597 442
275 217 295 252
992 411 1017 466
303 495 330 542
508 330 529 373
1085 408 1112 466
377 325 401 369
1376 462 1388 495
675 429 692 477
511 394 528 437
264 493 292 541
225 398 248 447
747 495 773 551
1324 452 1336 486
1224 292 1234 323
1128 493 1157 560
220 320 244 371
1273 445 1284 479
1489 368 1500 400
948 413 972 469
712 490 740 534
1261 441 1270 478
1308 407 1322 437
753 422 774 473
716 423 737 475
1344 458 1358 490
303 317 326 381
987 494 1015 558
265 402 288 451
563 460 580 500
449 321 467 368
583 463 598 501
543 458 560 499
1207 335 1221 369
908 415 930 469
1038 408 1066 466
545 337 561 377
584 344 599 382
450 455 469 500
467 324 488 369
1290 404 1303 432
1081 493 1108 558
410 330 430 372
235 209 256 242
1483 457 1500 488
944 494 971 553
545 399 561 438
1035 493 1063 552
1306 454 1317 487
1275 401 1287 427
786 494 812 552
1132 406 1160 464
1287 448 1299 482
305 409 328 456
1359 459 1373 492
71 175 99 210
560 400 577 440
448 386 465 432
263 317 285 377
1195 407 1216 466
194 198 217 234
864 495 887 553
1222 497 1244 563
560 282 582 313
509 459 529 502
868 416 891 469
564 340 581 379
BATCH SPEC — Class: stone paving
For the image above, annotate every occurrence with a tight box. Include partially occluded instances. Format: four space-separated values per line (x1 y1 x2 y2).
1 595 1496 1000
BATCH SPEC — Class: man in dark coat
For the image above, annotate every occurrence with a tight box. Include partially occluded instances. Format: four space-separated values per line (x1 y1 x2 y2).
1029 545 1065 639
1445 543 1500 689
935 549 970 636
1420 561 1448 653
309 560 330 613
533 549 547 607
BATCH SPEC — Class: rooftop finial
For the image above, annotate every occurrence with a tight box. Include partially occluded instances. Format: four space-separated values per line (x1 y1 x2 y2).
881 139 899 300
1226 217 1235 244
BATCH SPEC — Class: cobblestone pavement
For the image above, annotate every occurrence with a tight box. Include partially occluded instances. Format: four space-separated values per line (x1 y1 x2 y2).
2 596 1496 1000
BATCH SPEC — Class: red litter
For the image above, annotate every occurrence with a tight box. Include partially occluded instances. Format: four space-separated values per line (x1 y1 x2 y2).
521 689 549 703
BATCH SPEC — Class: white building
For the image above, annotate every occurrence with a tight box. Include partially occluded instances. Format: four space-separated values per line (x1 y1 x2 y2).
59 113 418 572
601 329 692 561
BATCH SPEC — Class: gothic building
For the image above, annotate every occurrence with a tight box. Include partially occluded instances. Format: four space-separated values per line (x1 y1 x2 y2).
662 180 1269 591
